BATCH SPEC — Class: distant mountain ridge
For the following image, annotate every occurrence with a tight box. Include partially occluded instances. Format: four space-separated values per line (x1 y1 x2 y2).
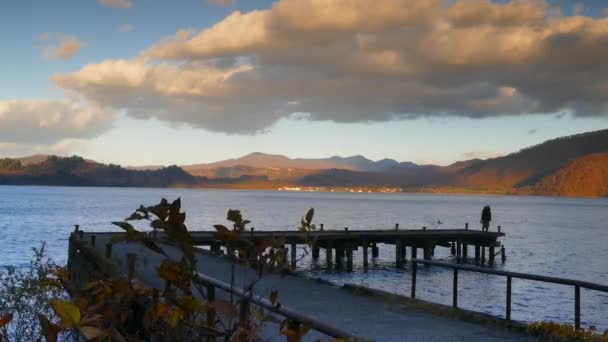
2 129 608 197
299 129 608 196
182 152 417 174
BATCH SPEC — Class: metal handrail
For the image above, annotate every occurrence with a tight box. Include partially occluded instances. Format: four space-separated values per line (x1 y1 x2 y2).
193 272 358 340
410 259 608 329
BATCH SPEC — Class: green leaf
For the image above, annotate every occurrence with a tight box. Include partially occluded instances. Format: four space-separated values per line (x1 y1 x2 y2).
227 210 242 225
111 222 136 234
51 300 81 328
304 208 314 225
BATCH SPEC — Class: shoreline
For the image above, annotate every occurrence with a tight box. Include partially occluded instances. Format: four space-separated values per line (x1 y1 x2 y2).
0 183 604 199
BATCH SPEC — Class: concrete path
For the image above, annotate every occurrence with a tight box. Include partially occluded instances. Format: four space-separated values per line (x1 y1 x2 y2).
91 234 536 342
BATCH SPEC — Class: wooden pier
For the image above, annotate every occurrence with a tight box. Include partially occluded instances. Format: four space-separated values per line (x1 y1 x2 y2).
179 226 506 271
67 230 533 341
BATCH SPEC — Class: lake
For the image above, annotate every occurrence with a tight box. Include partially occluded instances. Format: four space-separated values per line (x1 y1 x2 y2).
1 186 607 329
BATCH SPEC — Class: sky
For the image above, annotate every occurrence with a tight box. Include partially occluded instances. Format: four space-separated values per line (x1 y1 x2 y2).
1 0 608 166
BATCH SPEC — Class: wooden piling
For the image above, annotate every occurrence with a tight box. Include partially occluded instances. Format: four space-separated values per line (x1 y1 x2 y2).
489 246 495 265
362 240 369 269
326 240 333 268
335 246 344 268
481 246 486 264
463 243 468 258
451 242 456 256
456 242 461 260
396 239 404 265
475 245 480 262
501 246 506 262
411 247 418 260
423 247 430 260
290 243 297 269
312 245 320 261
346 242 353 272
371 243 379 258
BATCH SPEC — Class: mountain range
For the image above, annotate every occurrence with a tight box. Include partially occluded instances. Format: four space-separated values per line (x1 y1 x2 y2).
2 129 608 197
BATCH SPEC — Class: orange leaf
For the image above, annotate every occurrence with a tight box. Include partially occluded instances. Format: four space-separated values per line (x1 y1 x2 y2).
270 290 279 306
0 313 12 328
39 314 60 342
211 300 238 318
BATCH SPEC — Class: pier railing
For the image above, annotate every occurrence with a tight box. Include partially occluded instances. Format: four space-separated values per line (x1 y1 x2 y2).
410 259 608 329
192 272 358 340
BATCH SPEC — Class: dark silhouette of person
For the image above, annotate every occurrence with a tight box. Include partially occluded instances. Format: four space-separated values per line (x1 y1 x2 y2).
481 205 492 232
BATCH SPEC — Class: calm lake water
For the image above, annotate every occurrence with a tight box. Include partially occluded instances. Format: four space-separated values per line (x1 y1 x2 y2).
1 186 607 329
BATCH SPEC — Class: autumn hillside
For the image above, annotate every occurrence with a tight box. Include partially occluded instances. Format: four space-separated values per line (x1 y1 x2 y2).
525 153 608 197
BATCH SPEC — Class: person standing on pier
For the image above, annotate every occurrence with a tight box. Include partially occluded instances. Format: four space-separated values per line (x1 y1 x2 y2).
481 205 492 232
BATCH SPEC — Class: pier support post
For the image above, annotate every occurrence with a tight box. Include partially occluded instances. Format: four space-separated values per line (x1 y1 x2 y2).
206 285 216 328
372 243 379 258
290 243 297 269
475 245 480 262
411 247 418 260
456 242 461 260
335 246 344 268
489 246 495 265
481 246 486 264
501 246 506 262
423 247 432 260
362 240 369 269
463 243 468 258
396 239 404 266
326 240 333 268
346 242 353 272
451 242 456 256
312 245 320 261
401 240 407 261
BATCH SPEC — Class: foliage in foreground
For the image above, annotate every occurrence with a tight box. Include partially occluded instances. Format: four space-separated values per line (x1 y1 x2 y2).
0 198 327 341
0 245 68 341
528 321 608 342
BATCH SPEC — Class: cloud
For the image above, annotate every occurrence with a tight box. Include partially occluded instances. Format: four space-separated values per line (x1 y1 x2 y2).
0 100 112 145
98 0 131 9
207 0 236 7
119 24 133 32
572 2 584 16
39 33 82 60
53 0 608 134
462 151 502 160
0 140 88 158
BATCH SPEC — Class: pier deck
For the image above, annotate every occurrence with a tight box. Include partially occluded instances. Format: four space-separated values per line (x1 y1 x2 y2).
183 228 506 271
70 231 533 342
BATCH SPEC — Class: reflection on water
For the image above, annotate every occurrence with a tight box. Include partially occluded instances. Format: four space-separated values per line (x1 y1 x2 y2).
0 186 607 329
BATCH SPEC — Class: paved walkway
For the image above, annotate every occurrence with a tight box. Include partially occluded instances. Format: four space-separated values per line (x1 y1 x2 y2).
91 234 536 342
